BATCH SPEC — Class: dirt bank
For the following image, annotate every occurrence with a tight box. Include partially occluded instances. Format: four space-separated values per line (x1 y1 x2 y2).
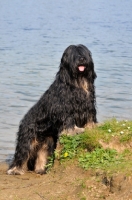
0 161 132 200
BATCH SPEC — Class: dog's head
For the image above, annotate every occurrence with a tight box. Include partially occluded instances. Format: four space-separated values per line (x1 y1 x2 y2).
59 44 96 83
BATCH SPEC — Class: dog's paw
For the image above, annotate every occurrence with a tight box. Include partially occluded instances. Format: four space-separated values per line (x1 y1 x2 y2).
85 122 96 129
35 169 46 175
62 126 85 136
7 167 24 175
74 126 85 134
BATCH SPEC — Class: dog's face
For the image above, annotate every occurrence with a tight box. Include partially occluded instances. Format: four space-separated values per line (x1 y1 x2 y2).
60 44 96 81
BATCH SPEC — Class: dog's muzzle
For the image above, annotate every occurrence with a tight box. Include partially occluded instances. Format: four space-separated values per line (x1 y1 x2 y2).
78 57 86 72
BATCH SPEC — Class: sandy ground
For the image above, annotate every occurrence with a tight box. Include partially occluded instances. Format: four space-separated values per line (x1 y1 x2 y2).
0 161 132 200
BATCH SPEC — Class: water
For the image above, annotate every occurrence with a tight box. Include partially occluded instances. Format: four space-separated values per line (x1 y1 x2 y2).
0 0 132 162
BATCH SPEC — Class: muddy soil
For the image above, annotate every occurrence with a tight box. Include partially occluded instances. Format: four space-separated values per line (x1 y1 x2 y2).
0 162 132 200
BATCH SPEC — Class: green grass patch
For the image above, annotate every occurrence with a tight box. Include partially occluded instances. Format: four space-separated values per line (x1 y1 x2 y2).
98 118 132 141
78 148 123 170
59 132 101 160
57 119 132 173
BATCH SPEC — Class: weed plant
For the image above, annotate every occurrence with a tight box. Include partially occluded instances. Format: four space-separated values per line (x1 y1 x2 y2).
57 119 132 172
78 148 123 170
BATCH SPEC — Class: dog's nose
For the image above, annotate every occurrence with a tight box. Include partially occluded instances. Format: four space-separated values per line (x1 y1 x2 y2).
79 57 85 62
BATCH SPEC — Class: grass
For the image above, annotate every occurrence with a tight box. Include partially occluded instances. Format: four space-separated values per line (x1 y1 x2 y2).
55 119 132 173
78 148 124 170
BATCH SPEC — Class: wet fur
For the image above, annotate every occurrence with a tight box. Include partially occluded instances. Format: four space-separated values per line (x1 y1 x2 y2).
7 44 97 175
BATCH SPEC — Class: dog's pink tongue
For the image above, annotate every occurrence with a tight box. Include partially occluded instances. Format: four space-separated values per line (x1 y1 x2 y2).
78 66 85 72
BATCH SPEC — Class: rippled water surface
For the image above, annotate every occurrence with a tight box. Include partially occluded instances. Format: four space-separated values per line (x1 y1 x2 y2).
0 0 132 161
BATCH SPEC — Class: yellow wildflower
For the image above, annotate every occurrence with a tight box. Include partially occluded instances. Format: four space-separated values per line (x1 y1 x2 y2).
64 152 68 158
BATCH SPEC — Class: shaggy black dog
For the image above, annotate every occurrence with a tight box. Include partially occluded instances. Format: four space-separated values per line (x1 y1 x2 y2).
7 44 97 175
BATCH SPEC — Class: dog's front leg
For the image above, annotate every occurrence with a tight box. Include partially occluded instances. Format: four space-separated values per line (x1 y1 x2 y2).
35 137 55 174
61 125 84 136
35 145 48 174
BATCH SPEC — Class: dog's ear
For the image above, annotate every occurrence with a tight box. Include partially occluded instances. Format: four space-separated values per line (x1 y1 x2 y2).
61 52 67 65
92 64 97 80
61 45 75 65
58 63 71 84
87 51 97 81
92 70 97 80
88 61 97 82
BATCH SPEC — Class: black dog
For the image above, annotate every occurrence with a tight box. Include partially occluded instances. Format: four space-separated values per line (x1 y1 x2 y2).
7 44 97 175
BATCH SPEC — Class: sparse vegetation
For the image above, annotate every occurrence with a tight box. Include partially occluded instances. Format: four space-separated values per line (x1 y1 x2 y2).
78 148 123 170
56 119 132 173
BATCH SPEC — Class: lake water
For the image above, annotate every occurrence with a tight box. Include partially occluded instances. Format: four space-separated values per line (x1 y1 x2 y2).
0 0 132 162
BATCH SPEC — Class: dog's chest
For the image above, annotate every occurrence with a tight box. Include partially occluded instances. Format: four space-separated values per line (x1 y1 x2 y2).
77 78 89 94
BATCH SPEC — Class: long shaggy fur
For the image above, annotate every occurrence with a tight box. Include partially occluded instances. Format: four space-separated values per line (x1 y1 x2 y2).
7 44 97 175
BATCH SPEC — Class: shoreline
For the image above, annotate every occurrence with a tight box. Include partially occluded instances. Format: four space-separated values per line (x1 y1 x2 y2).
0 119 132 200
